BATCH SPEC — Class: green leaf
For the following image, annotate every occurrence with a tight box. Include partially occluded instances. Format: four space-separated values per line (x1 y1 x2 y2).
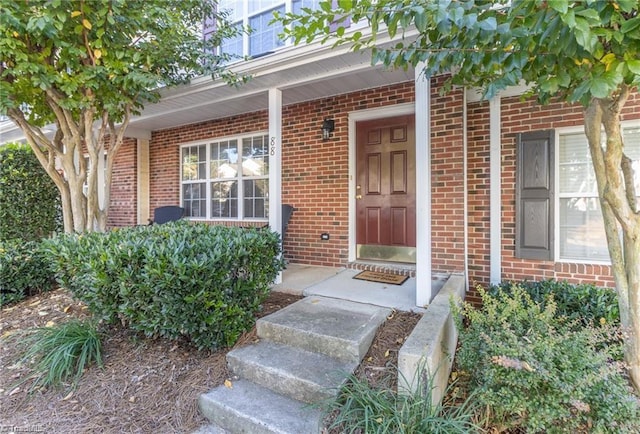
575 8 601 22
627 59 640 75
413 9 427 32
621 16 640 34
547 0 568 14
478 16 497 32
589 77 612 98
616 0 637 13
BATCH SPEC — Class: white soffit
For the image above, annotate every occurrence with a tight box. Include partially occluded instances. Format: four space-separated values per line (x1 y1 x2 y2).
128 43 415 133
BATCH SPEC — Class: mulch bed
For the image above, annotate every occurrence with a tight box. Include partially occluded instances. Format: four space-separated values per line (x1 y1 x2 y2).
0 289 421 433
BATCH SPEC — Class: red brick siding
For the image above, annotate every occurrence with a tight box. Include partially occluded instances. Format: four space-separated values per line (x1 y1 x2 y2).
143 82 416 268
108 78 640 294
466 91 640 301
280 84 415 267
430 77 466 274
106 137 137 227
148 112 269 212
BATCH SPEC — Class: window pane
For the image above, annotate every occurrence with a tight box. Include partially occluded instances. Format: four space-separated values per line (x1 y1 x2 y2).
242 135 269 176
559 198 609 261
218 0 244 21
243 179 269 218
558 133 597 194
211 140 239 179
249 7 285 56
211 181 238 218
182 145 206 181
219 23 244 58
623 127 640 199
248 0 282 13
182 183 206 218
292 0 322 13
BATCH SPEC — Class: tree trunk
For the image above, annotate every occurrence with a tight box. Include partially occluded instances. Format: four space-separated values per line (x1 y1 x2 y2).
6 105 127 234
584 89 640 390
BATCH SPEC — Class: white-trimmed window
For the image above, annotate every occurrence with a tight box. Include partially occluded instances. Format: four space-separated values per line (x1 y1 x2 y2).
516 125 640 263
181 133 270 220
557 126 640 262
217 0 323 58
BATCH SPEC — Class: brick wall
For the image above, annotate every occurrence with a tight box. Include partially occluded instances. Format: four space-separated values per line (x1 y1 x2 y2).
143 82 417 268
109 78 639 295
281 82 416 267
466 91 640 301
430 78 466 274
106 137 137 227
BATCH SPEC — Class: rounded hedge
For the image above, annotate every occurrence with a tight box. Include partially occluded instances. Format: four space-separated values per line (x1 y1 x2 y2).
44 222 284 350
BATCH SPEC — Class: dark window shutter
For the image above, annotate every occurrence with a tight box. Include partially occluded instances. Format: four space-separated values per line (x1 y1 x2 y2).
203 14 216 43
515 130 554 260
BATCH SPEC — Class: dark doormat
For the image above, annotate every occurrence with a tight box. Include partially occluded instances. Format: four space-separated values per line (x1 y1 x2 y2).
353 270 409 286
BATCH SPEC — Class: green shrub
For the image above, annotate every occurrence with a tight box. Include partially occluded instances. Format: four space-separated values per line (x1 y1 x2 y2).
326 367 480 434
489 279 619 327
44 222 284 350
0 240 56 306
0 143 62 242
15 319 103 391
455 286 639 433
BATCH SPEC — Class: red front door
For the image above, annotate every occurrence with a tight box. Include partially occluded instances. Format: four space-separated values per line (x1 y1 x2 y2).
356 115 416 263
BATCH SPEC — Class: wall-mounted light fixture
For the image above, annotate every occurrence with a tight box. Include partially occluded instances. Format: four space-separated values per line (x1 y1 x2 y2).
321 118 335 141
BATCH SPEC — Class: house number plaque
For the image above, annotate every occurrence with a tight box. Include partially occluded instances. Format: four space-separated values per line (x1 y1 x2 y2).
270 136 276 156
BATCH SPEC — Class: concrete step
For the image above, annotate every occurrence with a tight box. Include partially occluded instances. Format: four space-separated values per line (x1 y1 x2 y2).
256 296 390 363
199 378 323 434
227 340 358 403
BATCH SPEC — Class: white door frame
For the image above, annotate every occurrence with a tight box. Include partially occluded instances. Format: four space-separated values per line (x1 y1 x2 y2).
347 104 424 293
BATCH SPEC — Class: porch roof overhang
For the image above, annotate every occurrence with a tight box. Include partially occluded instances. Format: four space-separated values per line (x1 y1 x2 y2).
0 33 417 143
126 37 416 138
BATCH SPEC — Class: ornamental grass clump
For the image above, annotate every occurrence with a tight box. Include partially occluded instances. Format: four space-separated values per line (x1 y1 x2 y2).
326 367 480 434
16 319 103 391
454 286 640 433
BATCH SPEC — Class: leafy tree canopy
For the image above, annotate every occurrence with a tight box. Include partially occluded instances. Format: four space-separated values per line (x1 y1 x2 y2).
280 0 640 105
0 0 242 126
0 0 243 232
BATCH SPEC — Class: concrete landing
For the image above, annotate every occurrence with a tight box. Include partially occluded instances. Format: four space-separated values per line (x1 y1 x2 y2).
272 264 448 312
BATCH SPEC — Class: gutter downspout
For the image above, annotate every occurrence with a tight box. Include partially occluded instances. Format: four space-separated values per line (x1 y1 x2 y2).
463 89 469 292
489 95 502 285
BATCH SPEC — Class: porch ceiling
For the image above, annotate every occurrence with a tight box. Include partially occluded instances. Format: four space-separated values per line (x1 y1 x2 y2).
127 43 416 135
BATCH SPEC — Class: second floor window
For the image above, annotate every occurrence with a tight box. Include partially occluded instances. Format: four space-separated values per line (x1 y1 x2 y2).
217 0 322 59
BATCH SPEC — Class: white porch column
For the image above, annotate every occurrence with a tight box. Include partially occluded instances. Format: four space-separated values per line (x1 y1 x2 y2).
415 66 432 307
489 96 501 284
268 88 283 284
136 138 150 225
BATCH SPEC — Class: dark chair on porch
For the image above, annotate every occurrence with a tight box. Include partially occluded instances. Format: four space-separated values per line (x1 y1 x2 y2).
150 206 185 225
281 204 295 236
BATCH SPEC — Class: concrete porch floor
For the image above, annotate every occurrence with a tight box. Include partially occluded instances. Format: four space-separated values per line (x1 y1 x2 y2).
271 263 446 312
